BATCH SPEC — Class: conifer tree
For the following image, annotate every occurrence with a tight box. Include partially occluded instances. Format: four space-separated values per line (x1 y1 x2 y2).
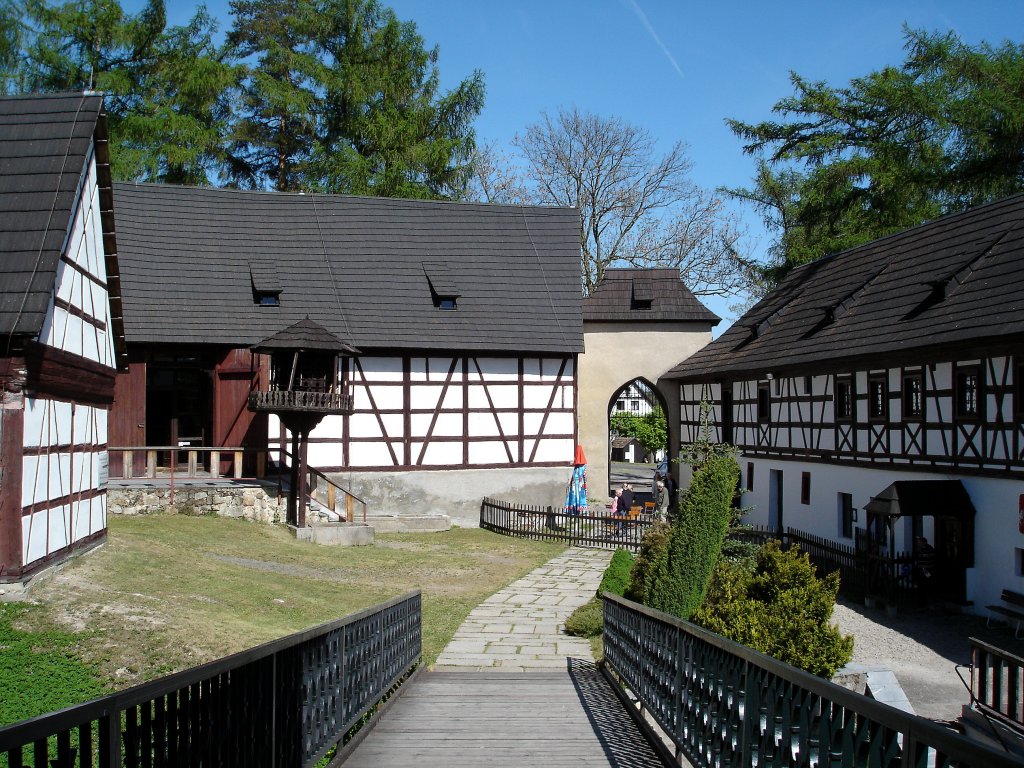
19 0 238 183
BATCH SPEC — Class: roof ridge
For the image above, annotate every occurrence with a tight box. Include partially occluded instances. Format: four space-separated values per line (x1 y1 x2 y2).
112 180 578 215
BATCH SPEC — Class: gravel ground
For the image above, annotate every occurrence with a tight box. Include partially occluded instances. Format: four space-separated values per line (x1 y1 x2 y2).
832 597 1024 722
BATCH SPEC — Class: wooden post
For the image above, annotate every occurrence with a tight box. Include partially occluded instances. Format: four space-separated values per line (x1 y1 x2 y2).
146 450 156 478
187 449 198 477
210 450 220 479
346 494 353 525
123 449 134 479
296 433 309 529
256 451 266 479
234 450 243 478
287 431 299 527
0 389 25 580
327 484 336 514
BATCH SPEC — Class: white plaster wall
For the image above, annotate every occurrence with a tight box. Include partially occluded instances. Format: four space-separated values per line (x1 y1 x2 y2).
580 321 713 500
39 154 114 368
282 354 576 470
21 399 107 569
737 455 1022 613
332 465 570 527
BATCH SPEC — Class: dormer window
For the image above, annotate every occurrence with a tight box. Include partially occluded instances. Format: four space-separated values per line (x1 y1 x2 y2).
424 262 460 311
631 277 654 310
250 262 282 307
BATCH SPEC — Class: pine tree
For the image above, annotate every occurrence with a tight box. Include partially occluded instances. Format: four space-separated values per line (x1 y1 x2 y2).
226 0 324 191
19 0 238 184
309 0 484 199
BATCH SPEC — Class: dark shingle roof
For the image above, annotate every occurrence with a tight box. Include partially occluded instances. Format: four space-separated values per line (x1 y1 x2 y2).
252 317 359 354
114 183 583 354
583 268 719 323
0 92 123 348
667 195 1024 381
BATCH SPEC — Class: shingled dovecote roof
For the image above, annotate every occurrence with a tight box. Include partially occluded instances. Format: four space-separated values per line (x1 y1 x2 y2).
667 194 1024 382
114 183 584 354
583 268 719 324
0 92 125 364
252 317 360 354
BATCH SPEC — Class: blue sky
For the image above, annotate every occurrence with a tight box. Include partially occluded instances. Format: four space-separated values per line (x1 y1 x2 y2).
153 0 1023 328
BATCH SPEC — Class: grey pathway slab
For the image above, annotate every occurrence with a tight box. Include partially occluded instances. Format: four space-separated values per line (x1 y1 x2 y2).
435 546 613 669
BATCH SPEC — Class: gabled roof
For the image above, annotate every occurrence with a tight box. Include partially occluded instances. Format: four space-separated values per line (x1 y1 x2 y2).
114 183 584 354
583 268 719 324
0 92 125 363
668 195 1024 381
252 317 359 354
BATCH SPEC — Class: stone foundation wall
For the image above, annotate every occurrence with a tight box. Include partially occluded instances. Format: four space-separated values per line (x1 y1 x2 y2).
108 485 285 524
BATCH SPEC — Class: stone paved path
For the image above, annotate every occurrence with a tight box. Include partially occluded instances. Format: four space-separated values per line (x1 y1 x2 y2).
434 547 614 670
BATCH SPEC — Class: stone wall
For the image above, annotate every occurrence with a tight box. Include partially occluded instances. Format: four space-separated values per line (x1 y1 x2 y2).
108 483 285 524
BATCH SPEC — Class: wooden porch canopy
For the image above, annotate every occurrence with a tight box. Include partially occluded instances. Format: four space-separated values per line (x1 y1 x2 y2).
863 480 976 520
864 479 976 565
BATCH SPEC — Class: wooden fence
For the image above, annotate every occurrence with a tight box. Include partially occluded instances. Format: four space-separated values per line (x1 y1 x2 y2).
0 592 421 768
480 497 654 552
972 637 1024 732
603 593 1022 768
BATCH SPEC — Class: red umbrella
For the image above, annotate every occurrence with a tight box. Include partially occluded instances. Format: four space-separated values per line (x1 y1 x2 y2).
573 444 587 466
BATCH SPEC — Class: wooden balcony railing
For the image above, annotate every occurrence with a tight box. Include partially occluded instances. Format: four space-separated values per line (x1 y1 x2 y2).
108 446 270 482
248 389 354 413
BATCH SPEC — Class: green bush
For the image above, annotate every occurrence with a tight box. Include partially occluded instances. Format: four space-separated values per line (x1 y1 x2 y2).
693 540 854 678
564 597 604 638
647 454 740 619
625 521 671 603
598 549 635 597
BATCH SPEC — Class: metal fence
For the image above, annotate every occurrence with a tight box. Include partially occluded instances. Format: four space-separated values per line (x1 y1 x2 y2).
0 592 421 768
603 593 1021 768
480 497 654 552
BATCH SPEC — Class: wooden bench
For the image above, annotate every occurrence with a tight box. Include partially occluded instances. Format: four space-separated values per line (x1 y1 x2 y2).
987 590 1024 637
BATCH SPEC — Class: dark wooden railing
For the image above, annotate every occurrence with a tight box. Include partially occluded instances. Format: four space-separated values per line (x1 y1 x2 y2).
602 593 1021 768
480 497 653 552
248 390 354 413
0 592 421 768
972 637 1024 731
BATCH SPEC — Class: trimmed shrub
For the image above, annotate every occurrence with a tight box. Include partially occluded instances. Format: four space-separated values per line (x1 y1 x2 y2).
598 549 635 597
564 597 604 638
647 454 740 619
625 521 671 604
693 540 854 678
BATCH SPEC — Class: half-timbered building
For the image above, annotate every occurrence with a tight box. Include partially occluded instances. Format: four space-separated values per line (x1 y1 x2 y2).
0 93 125 585
667 195 1024 612
109 183 582 526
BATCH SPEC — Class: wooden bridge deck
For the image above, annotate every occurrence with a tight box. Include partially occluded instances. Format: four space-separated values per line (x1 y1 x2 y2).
341 661 670 767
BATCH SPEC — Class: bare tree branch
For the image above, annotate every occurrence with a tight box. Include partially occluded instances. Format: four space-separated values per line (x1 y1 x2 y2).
498 106 754 296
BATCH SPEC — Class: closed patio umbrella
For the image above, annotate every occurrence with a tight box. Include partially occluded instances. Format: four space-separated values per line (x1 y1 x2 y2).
565 445 588 515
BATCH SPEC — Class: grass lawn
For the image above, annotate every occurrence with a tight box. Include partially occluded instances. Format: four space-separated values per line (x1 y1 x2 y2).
2 514 565 726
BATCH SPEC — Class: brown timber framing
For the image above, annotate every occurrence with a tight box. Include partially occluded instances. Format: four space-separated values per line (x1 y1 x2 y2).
681 349 1024 478
269 352 576 471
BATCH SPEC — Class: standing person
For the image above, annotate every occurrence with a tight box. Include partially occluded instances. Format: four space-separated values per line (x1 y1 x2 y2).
620 483 635 517
654 481 668 520
665 472 678 511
